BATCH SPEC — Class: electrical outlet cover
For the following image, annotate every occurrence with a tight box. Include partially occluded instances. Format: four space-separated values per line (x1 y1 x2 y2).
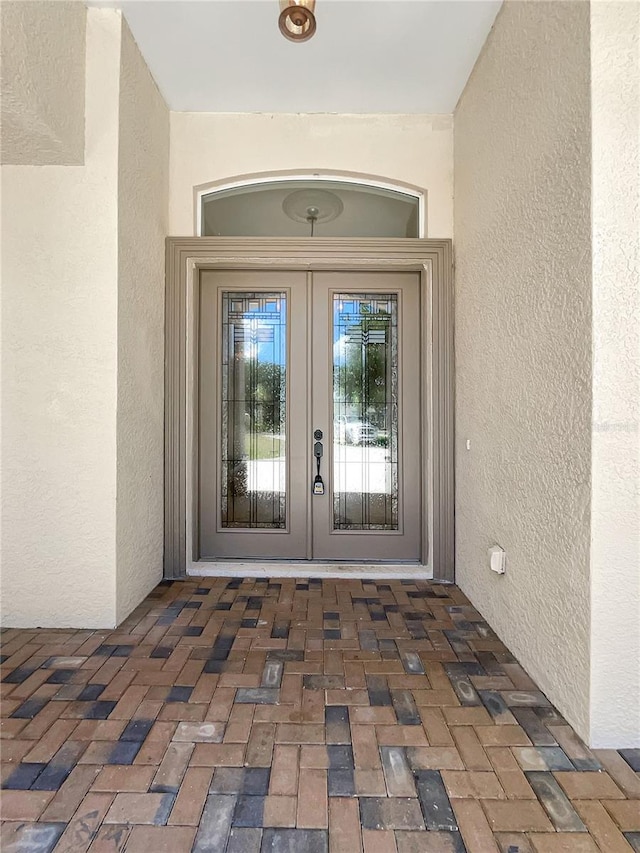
488 545 506 574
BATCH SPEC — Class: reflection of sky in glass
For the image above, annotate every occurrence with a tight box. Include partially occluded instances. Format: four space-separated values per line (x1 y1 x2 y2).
333 298 393 363
234 300 285 365
333 299 358 364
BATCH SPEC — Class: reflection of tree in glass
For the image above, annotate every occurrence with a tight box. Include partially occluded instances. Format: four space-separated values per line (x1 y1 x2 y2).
228 358 286 499
335 302 391 438
243 358 286 434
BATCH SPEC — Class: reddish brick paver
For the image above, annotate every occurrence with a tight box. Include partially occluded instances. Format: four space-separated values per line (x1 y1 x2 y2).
1 577 638 852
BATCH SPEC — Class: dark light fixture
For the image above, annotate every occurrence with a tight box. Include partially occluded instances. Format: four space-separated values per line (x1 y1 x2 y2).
279 0 317 42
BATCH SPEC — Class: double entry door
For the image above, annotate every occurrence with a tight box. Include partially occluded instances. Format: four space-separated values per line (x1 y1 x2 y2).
198 269 422 563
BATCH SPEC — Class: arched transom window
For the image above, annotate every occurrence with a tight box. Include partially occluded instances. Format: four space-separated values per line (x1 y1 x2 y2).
198 177 423 238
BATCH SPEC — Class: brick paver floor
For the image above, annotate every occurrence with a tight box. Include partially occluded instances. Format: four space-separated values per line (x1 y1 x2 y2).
1 577 639 852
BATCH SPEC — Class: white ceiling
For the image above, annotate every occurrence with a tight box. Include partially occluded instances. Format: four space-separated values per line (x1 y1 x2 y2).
93 0 502 113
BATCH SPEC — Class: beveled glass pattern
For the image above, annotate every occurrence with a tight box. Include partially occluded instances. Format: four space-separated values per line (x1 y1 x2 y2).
221 292 287 528
332 293 399 530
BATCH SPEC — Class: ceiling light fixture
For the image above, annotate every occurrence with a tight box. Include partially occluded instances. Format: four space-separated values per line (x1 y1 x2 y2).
278 0 317 42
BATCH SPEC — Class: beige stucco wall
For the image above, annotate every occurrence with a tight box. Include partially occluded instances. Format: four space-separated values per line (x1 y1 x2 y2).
1 8 121 626
169 113 453 237
1 1 86 165
1 7 169 628
589 1 640 748
454 1 593 739
116 21 169 623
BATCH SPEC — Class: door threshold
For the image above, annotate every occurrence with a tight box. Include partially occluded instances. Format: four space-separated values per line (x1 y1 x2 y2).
188 562 433 580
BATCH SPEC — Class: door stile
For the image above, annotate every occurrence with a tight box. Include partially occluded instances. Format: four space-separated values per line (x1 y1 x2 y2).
419 265 432 571
305 270 314 560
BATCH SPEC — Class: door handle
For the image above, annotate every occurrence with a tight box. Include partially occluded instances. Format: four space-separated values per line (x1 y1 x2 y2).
313 429 325 495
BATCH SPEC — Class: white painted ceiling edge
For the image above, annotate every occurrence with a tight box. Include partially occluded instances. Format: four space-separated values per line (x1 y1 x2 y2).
87 0 502 113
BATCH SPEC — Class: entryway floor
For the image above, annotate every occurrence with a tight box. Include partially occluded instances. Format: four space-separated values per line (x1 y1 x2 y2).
1 578 638 853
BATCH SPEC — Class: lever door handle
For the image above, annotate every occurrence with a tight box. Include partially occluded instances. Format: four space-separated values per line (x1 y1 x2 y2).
312 431 325 495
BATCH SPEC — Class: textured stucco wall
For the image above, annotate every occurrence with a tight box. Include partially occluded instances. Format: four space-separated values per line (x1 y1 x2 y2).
589 1 640 748
1 9 121 627
1 1 86 165
454 1 593 739
169 113 453 237
1 7 170 629
116 21 169 623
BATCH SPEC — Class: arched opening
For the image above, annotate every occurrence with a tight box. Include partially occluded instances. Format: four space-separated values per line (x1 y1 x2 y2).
197 173 425 238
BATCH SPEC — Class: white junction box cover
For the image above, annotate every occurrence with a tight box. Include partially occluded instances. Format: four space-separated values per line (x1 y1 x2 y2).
488 545 506 574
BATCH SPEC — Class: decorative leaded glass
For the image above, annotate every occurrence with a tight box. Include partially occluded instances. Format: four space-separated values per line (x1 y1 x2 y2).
220 292 287 528
332 293 399 530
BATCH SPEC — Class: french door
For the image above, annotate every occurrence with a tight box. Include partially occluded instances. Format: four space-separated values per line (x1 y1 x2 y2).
198 269 421 562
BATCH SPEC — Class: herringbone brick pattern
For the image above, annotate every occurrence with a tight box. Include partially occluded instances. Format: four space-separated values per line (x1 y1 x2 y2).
1 578 638 852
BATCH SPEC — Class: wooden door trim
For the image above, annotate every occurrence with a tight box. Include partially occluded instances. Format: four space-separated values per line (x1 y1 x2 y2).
165 238 454 581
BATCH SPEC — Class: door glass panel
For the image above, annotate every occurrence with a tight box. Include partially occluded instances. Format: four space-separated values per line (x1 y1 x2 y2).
332 293 399 530
221 292 287 528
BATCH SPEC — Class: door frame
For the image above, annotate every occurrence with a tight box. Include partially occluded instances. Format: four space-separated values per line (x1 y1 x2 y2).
164 237 454 581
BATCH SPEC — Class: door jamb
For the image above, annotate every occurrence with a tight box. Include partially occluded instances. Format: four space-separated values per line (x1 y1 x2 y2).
164 238 454 581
